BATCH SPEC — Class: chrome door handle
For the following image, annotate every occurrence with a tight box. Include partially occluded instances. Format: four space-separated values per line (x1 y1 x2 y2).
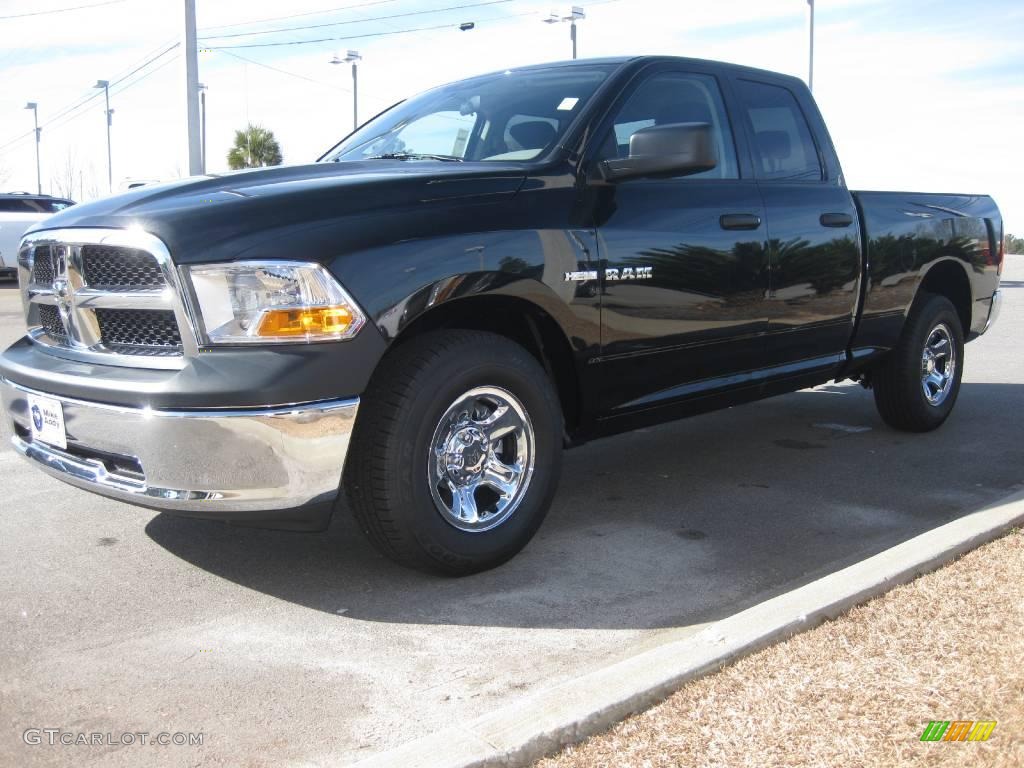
820 212 853 228
720 213 762 231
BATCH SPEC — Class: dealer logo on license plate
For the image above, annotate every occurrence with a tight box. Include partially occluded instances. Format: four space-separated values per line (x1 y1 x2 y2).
27 394 67 450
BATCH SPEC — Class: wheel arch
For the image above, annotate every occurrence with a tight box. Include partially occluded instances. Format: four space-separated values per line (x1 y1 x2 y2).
918 258 972 334
384 288 586 437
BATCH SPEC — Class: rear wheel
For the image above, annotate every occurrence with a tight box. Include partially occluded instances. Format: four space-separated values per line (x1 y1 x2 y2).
344 330 563 575
872 292 965 432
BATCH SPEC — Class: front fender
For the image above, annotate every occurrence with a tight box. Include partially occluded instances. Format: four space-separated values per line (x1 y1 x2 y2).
329 228 602 353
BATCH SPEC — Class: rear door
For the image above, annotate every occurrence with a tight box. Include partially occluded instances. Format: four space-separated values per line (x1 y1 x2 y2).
588 64 770 415
730 76 861 376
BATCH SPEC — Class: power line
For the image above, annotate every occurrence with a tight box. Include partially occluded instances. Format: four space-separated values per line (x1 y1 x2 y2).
39 54 181 140
199 0 401 34
0 0 130 21
202 0 626 50
0 2 157 73
109 43 180 88
1 0 629 155
0 129 35 154
36 43 178 128
0 43 179 155
200 0 514 40
204 20 459 49
109 36 180 82
217 50 351 93
111 51 181 98
6 51 181 153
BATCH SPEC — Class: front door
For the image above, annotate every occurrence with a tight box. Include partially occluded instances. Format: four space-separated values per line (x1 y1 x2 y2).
587 67 770 415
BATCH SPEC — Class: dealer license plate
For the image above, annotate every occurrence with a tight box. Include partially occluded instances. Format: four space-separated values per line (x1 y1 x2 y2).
27 394 67 450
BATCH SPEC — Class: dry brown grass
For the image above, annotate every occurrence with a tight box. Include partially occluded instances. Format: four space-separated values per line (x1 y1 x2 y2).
539 528 1024 768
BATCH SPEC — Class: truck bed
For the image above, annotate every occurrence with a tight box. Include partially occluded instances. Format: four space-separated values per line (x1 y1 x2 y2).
849 191 1002 355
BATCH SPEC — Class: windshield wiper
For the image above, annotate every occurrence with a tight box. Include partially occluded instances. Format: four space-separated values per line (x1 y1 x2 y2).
366 152 464 162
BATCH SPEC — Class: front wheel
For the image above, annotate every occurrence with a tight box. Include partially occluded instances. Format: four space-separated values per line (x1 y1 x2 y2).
872 292 965 432
343 330 563 575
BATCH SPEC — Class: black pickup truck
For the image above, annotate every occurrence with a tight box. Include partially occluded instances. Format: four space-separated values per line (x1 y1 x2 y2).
1 56 1003 574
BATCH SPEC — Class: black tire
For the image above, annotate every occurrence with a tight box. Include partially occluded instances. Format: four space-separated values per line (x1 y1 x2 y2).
343 330 563 575
872 292 965 432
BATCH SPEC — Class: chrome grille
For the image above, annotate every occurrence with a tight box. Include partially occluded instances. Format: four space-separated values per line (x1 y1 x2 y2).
82 245 166 289
31 246 55 284
18 228 197 369
38 304 66 339
95 309 182 349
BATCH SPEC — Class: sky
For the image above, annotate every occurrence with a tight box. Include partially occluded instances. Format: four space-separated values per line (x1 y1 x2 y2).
0 0 1021 233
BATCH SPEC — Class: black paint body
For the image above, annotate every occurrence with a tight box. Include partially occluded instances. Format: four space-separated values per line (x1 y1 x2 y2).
13 56 1003 443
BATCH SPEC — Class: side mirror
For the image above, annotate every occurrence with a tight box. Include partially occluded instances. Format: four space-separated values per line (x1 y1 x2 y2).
600 122 717 182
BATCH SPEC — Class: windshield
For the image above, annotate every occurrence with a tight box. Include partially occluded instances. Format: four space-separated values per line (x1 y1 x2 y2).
322 64 615 163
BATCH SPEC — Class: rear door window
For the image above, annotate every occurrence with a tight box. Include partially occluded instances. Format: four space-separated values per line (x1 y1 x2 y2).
0 199 36 213
0 198 73 213
735 79 822 181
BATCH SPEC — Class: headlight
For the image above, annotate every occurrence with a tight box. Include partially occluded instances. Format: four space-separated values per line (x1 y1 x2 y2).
186 261 366 344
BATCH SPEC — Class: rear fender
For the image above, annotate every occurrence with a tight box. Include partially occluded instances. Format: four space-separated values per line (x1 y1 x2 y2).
847 192 1001 359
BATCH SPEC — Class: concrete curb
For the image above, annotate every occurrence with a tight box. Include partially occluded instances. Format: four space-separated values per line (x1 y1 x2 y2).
351 490 1024 768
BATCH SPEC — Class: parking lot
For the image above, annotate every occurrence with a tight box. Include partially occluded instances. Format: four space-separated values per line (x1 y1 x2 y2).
2 258 1021 767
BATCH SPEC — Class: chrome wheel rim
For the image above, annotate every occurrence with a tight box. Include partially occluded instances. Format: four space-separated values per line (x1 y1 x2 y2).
921 323 956 406
428 386 535 533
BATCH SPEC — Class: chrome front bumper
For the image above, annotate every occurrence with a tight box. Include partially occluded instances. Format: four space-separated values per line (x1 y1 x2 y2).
1 377 358 515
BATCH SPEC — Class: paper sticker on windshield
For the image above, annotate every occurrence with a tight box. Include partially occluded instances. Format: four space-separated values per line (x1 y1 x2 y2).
557 97 580 111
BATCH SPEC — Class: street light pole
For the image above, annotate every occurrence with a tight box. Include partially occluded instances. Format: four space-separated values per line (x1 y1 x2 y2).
351 58 358 130
330 50 362 131
807 0 815 92
198 83 207 173
94 80 113 193
24 102 41 195
543 6 585 60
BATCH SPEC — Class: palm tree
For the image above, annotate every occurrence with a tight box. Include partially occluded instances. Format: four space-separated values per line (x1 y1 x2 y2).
226 124 283 169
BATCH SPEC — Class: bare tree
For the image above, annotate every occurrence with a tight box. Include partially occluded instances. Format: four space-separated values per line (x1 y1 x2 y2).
50 149 80 200
50 149 100 201
83 174 100 201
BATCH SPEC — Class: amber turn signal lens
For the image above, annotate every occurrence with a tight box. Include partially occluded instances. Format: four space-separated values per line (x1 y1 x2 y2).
256 306 355 337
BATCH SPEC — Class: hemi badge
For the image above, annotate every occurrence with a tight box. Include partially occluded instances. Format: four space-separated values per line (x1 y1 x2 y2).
564 270 599 282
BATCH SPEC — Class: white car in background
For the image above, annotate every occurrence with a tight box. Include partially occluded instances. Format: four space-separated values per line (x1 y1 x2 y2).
0 193 75 280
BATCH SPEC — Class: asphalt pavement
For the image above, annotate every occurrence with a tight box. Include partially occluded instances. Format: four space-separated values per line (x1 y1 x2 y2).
1 259 1022 767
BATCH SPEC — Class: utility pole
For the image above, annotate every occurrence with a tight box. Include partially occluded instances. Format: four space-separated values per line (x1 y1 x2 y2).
93 80 113 193
183 0 202 176
24 102 41 194
807 0 815 92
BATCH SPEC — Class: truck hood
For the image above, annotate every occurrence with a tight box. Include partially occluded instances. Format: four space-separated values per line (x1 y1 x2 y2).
28 160 528 264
